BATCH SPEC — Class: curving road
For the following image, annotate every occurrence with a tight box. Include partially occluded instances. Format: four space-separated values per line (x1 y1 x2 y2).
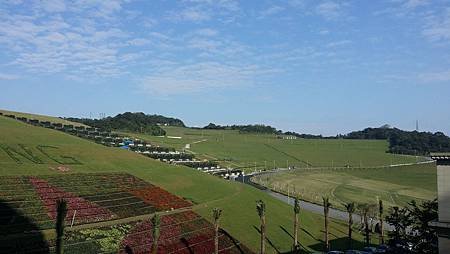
236 173 393 231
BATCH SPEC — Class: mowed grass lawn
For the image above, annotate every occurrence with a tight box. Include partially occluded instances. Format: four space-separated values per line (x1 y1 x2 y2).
0 116 372 253
129 126 422 170
252 163 437 210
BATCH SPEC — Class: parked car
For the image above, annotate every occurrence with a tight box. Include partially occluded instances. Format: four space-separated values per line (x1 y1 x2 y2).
375 245 389 253
363 247 377 253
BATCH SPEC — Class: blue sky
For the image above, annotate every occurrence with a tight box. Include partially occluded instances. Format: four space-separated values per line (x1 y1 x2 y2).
1 0 450 135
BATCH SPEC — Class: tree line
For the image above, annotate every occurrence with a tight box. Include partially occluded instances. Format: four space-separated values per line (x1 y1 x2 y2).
203 123 281 134
67 112 185 136
344 127 450 155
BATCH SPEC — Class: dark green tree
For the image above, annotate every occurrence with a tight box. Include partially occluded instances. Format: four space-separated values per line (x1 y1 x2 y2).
385 206 413 248
293 197 301 250
407 199 438 253
322 197 331 252
379 200 385 245
256 200 266 254
344 202 355 249
151 214 161 254
212 208 222 254
55 199 68 254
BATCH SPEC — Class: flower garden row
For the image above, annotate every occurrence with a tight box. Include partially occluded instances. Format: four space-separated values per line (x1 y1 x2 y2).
0 172 253 253
59 210 254 254
0 173 192 235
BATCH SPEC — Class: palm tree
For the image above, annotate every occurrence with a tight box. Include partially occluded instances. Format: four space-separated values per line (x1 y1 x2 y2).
322 197 331 252
344 202 355 249
151 214 161 254
213 208 222 254
361 204 370 246
293 197 301 251
256 200 266 254
379 200 384 245
55 199 68 254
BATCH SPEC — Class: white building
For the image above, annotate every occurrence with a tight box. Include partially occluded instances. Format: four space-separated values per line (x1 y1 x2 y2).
430 153 450 253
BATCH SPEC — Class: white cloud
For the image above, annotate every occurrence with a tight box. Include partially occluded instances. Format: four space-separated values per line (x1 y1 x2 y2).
140 62 262 95
319 29 330 35
193 28 218 37
41 0 66 13
0 73 19 80
402 0 430 9
316 1 346 20
167 7 211 22
422 8 450 43
326 40 352 48
419 69 450 82
259 6 285 18
0 3 135 79
167 0 240 23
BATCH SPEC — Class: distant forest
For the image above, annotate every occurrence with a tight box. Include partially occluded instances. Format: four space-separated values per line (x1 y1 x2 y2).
344 127 450 155
203 123 281 134
67 112 185 136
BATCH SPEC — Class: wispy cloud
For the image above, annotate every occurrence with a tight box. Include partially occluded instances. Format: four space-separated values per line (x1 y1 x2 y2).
167 7 211 22
140 62 263 95
316 1 347 20
419 69 450 82
402 0 430 9
166 0 240 23
326 40 352 48
258 5 285 18
422 8 450 43
0 73 19 80
0 1 138 79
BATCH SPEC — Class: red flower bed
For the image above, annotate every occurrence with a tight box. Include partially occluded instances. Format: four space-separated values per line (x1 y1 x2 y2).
129 186 192 211
29 177 116 224
119 211 247 254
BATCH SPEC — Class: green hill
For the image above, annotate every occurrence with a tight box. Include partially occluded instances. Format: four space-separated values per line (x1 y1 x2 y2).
0 114 370 253
126 126 423 170
67 112 185 136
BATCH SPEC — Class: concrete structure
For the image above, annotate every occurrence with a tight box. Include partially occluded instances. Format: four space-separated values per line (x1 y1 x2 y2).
430 153 450 253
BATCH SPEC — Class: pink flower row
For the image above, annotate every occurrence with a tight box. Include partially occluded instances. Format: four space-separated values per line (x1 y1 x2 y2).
29 177 115 223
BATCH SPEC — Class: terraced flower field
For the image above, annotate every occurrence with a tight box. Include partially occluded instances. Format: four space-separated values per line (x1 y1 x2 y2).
0 173 252 253
59 210 253 254
0 173 191 234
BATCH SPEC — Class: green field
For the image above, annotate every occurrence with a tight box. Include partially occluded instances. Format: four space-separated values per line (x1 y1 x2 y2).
252 163 437 210
0 115 372 253
128 126 423 170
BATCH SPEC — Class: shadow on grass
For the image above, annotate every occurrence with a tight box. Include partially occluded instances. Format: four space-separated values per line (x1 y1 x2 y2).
253 225 281 254
0 199 49 253
307 237 368 253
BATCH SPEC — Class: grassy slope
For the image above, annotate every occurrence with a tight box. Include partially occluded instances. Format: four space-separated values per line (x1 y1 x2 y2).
128 126 420 170
253 163 437 210
0 116 369 253
0 109 86 127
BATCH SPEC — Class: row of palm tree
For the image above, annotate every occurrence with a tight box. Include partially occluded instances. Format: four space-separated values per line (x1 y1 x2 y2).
254 197 385 254
53 197 386 254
